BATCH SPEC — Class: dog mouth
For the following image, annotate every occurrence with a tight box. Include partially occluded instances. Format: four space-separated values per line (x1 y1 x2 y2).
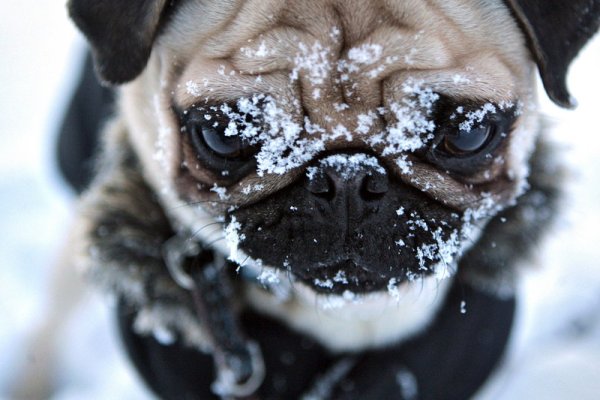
292 258 390 294
227 179 469 295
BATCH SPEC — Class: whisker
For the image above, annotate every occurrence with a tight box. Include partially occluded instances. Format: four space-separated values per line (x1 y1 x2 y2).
286 266 294 286
168 199 236 211
439 258 456 282
238 255 251 269
189 221 222 240
417 274 426 297
190 223 224 242
205 236 226 248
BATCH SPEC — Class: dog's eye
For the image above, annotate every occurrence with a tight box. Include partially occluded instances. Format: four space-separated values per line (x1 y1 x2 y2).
442 123 493 156
180 105 259 180
432 118 499 162
426 105 516 177
190 119 255 159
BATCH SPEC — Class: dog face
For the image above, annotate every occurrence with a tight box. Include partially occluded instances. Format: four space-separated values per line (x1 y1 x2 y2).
70 1 599 296
115 0 537 295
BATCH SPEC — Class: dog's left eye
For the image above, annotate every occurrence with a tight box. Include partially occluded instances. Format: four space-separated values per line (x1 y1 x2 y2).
190 118 256 159
180 106 259 178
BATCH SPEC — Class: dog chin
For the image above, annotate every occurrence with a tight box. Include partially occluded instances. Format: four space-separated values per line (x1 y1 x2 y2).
205 227 465 352
241 261 454 352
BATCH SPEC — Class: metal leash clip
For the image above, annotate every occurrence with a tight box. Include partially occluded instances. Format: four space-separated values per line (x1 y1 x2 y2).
163 233 201 290
211 341 266 398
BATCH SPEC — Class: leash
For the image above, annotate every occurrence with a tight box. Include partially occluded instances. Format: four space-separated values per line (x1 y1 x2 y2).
163 234 265 399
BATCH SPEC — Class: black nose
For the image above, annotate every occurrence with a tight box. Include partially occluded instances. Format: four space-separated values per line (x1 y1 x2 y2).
306 167 389 200
305 156 389 218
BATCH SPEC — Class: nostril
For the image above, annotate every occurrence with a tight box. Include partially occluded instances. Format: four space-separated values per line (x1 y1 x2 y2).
361 173 389 201
305 173 335 200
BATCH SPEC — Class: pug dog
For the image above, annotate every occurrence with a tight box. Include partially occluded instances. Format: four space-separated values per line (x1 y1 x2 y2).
66 0 599 399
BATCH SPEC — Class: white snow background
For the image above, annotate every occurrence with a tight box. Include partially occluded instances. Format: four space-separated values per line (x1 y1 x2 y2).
0 1 598 398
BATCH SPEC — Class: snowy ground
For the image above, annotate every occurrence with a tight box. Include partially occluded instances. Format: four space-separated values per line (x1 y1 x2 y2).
0 1 598 399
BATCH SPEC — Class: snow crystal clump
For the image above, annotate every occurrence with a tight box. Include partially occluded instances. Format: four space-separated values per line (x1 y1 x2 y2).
430 228 461 279
407 213 429 232
363 79 439 174
210 184 230 200
218 94 326 176
290 41 332 87
241 184 264 195
185 80 203 97
338 43 400 79
257 269 281 285
314 278 334 289
337 43 385 79
409 194 501 280
356 111 378 134
240 40 271 58
451 100 517 126
387 278 402 302
347 44 383 65
377 80 438 155
306 153 385 181
333 270 348 284
458 102 496 132
224 217 245 262
452 74 471 84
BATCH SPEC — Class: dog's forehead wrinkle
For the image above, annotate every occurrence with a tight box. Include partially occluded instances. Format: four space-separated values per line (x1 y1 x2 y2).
165 0 529 103
195 0 287 58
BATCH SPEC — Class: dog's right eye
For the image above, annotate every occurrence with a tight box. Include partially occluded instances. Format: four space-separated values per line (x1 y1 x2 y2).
442 123 493 156
425 102 517 178
180 106 259 178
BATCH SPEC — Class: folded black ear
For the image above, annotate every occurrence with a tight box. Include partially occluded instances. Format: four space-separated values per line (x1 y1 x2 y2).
503 0 600 108
68 0 173 84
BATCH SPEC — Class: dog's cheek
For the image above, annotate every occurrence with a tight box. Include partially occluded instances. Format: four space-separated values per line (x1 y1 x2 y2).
505 108 541 196
118 55 223 233
120 72 177 183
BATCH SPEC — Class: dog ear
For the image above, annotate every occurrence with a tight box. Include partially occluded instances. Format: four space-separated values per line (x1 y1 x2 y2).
503 0 600 108
68 0 173 84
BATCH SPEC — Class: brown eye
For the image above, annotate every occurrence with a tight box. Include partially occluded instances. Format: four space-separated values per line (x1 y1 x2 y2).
426 100 517 177
186 107 257 161
443 124 493 155
180 104 260 180
193 122 254 159
202 125 242 156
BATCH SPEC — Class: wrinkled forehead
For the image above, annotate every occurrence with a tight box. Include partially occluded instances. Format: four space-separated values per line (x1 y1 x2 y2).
159 0 531 108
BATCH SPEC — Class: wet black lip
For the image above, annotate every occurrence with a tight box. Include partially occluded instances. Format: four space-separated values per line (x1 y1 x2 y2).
293 258 389 295
317 258 365 271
